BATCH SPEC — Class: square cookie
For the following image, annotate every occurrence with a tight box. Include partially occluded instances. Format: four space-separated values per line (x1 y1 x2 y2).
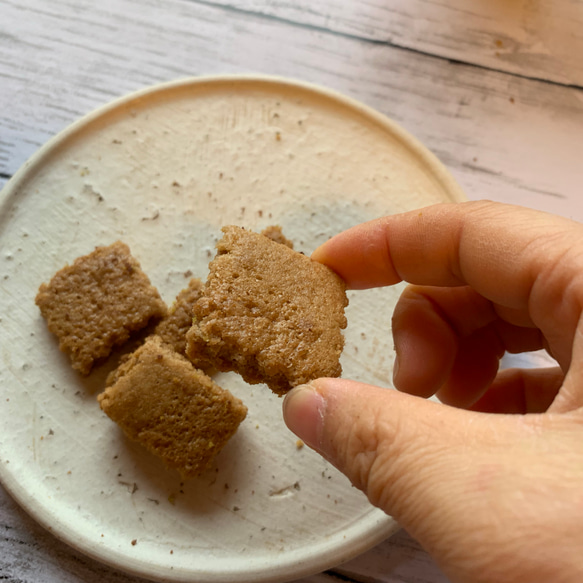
99 335 247 477
35 241 167 375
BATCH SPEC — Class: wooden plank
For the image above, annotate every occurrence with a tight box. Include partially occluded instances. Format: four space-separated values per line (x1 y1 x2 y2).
200 0 583 86
1 0 582 222
335 529 450 583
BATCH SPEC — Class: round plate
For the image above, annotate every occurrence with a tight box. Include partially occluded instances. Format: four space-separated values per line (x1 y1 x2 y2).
0 76 466 582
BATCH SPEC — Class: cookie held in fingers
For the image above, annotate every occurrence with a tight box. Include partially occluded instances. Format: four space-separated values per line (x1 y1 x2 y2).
186 226 348 395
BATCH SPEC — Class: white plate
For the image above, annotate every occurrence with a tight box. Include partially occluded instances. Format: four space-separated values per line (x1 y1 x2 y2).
0 76 466 582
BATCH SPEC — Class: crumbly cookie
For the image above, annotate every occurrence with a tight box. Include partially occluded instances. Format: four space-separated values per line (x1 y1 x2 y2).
186 226 348 395
35 241 167 375
154 277 204 357
98 335 247 478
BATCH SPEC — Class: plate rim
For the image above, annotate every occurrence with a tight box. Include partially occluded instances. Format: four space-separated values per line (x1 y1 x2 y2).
1 74 467 208
0 73 466 582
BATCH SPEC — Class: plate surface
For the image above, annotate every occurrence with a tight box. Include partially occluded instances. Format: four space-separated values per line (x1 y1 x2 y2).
0 76 465 582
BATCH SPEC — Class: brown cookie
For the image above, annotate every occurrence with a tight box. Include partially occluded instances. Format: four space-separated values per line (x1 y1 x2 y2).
98 335 247 478
35 241 167 375
154 277 204 357
186 226 348 395
260 225 294 249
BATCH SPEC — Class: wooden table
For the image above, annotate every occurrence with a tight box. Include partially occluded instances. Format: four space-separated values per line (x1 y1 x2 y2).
1 1 582 581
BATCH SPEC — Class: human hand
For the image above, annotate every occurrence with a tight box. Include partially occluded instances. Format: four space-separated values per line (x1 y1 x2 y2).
283 201 583 583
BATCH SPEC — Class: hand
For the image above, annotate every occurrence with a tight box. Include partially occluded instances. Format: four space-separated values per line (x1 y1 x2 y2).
283 201 583 583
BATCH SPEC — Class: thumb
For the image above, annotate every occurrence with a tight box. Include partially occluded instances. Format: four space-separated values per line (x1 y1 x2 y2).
282 378 583 583
283 378 473 522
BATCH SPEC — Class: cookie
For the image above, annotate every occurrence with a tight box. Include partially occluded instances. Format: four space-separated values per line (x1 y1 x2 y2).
35 241 167 375
98 335 247 477
186 226 348 395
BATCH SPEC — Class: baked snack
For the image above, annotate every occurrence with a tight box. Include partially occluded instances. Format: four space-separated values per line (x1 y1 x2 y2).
154 277 204 356
261 225 294 249
98 335 247 477
185 226 348 395
35 241 167 375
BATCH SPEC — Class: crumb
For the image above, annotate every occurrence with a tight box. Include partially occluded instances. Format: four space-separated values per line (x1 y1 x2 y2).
131 539 137 546
296 439 304 450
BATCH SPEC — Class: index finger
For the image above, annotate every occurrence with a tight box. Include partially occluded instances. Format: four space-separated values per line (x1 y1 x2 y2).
312 201 581 308
311 201 583 369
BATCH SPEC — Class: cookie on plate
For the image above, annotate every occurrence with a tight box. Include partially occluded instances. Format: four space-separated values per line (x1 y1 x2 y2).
99 335 247 478
154 277 204 357
261 225 294 249
35 241 167 375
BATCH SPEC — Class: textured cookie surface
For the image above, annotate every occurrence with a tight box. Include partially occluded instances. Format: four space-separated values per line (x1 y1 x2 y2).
155 277 204 357
99 335 247 477
186 226 348 395
35 241 167 375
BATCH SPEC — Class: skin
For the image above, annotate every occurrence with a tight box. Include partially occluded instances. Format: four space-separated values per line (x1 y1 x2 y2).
282 201 583 583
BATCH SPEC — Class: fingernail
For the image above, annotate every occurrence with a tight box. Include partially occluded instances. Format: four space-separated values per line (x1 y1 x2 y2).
282 384 326 451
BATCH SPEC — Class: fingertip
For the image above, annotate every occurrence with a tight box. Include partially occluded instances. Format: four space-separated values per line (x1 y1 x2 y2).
282 383 326 451
310 220 402 289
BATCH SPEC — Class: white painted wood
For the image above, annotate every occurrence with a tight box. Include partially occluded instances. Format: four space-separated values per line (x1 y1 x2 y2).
203 0 583 86
2 0 583 223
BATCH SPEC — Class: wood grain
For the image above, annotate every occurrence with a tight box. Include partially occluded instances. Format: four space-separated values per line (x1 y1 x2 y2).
1 0 583 223
199 0 583 86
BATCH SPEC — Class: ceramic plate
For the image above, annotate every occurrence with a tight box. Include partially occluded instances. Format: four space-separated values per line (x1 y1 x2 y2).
0 76 466 582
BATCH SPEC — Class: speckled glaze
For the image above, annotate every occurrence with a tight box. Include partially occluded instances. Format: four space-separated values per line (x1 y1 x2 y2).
0 76 466 583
